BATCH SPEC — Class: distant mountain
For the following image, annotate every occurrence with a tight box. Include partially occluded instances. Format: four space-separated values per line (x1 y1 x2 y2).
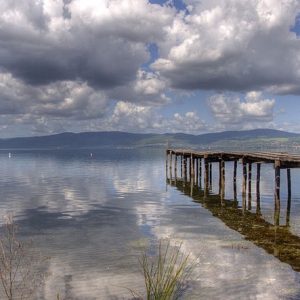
0 129 299 150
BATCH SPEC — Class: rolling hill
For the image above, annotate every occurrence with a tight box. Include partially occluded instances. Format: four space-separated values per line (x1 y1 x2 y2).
0 129 299 150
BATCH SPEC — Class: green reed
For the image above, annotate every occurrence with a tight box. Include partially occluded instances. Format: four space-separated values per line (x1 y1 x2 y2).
138 239 193 300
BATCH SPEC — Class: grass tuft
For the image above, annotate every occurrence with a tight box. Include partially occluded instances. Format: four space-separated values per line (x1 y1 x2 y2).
139 239 193 300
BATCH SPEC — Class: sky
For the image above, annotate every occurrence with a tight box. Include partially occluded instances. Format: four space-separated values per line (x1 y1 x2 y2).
0 0 300 137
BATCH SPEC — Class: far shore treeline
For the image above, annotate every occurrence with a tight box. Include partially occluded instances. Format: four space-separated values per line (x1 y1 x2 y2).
0 129 300 151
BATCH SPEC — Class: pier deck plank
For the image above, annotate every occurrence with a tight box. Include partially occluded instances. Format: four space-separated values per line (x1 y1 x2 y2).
167 149 300 168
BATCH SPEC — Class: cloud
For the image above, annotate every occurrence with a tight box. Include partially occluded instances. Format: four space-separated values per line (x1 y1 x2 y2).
105 101 207 133
0 0 175 136
0 0 299 136
152 0 300 94
208 91 275 128
107 69 170 105
0 72 109 119
0 0 174 89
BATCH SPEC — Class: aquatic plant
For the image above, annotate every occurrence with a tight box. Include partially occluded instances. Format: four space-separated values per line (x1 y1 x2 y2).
138 239 193 300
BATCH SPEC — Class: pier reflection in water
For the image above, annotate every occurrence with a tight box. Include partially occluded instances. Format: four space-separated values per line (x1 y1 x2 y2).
166 150 300 272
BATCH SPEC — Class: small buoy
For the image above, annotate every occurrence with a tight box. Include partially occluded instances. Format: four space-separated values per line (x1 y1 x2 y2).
8 152 11 158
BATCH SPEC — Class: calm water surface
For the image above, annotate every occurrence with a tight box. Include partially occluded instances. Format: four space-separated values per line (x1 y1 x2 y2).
0 148 300 299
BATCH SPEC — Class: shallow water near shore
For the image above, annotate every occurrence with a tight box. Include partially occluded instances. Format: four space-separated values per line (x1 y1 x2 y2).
1 148 300 299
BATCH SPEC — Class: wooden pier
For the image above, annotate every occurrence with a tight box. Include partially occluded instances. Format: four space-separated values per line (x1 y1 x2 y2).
166 149 300 271
166 149 300 203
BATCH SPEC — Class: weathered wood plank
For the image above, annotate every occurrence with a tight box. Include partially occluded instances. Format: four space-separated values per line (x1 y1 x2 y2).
168 149 300 168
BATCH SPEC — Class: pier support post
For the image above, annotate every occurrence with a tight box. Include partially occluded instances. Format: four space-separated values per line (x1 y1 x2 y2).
242 160 247 196
183 156 187 181
287 168 291 200
199 159 202 188
274 160 281 226
204 156 209 193
286 168 291 226
195 158 199 186
256 163 261 215
209 163 213 189
165 150 169 180
219 161 222 195
248 163 252 210
248 163 252 195
221 160 225 199
256 163 261 196
190 154 194 184
242 160 247 212
169 151 172 180
233 160 237 200
174 154 177 180
180 155 183 178
274 160 281 208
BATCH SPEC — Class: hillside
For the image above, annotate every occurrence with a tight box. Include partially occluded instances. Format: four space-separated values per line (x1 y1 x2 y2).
0 129 299 150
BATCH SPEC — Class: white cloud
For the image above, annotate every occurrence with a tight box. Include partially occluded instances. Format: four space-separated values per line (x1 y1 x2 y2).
0 0 175 136
109 101 153 131
0 0 299 136
0 0 174 88
153 0 300 93
208 91 275 128
0 72 109 119
102 101 207 134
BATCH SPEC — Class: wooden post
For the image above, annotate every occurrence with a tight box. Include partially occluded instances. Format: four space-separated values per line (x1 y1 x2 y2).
190 154 194 184
169 151 173 179
221 160 225 199
248 163 252 210
195 158 199 186
165 150 169 180
199 158 202 188
233 160 237 200
174 154 177 179
274 160 281 226
204 157 209 193
183 156 187 181
256 163 261 196
180 155 183 178
256 163 261 215
219 161 222 195
274 160 281 210
248 163 252 196
242 160 247 197
287 168 291 200
286 168 291 227
233 160 237 185
209 163 212 188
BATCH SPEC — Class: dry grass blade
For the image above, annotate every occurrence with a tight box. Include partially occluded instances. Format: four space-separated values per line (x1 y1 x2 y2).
0 215 49 300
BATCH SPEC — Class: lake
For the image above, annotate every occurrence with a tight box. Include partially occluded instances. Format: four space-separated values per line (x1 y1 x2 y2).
0 148 300 299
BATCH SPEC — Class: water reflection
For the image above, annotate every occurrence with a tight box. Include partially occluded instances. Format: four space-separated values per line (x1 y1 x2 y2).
167 177 300 272
1 149 300 299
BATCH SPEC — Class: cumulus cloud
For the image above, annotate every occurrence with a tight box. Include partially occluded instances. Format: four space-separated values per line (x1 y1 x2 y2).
208 91 275 128
152 0 300 94
104 101 207 133
0 72 109 119
0 0 299 136
0 0 176 136
108 69 169 105
0 0 174 88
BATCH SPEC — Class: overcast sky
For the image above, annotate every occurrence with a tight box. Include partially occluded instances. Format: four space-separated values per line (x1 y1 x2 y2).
0 0 300 137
